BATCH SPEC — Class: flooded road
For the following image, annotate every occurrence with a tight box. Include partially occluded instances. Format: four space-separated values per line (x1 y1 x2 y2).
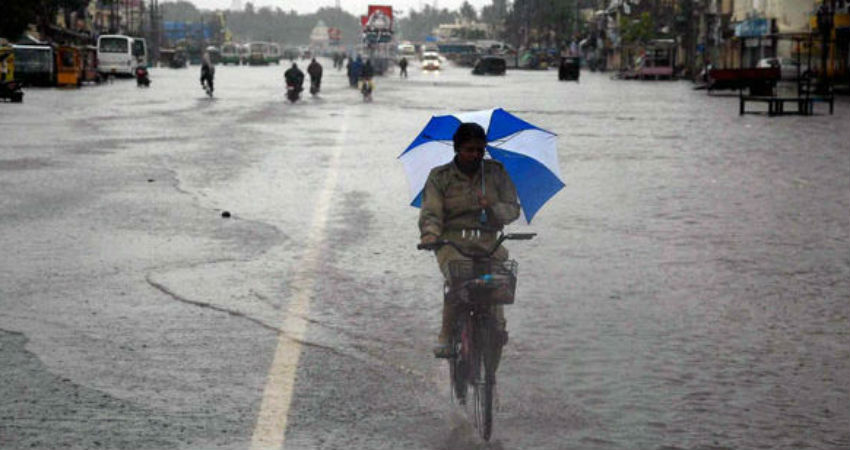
1 60 848 450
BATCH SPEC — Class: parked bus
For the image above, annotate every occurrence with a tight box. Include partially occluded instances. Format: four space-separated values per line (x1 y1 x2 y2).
97 34 136 75
267 43 281 64
221 43 241 65
248 41 268 65
12 44 55 86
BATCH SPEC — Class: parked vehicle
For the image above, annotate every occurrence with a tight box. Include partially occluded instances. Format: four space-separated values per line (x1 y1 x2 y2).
267 43 282 64
558 56 580 81
170 49 188 68
248 42 269 65
221 43 241 65
12 44 55 86
0 46 24 102
422 51 441 70
79 45 100 83
98 35 136 76
472 56 506 75
56 46 82 87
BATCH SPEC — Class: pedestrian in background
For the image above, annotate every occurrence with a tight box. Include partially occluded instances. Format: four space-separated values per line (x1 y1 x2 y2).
399 56 408 78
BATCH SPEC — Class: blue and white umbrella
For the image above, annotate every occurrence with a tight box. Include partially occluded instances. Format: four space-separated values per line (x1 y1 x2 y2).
398 108 564 222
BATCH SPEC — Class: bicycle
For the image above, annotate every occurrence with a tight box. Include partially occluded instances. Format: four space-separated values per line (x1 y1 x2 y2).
418 232 535 441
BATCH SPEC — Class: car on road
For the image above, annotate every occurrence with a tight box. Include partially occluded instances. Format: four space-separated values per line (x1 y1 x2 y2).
472 56 506 75
756 57 810 80
422 51 441 71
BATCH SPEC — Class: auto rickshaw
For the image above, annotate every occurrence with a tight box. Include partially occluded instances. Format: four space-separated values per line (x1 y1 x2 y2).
79 45 100 83
170 49 188 68
559 56 580 81
1 45 24 102
56 45 82 87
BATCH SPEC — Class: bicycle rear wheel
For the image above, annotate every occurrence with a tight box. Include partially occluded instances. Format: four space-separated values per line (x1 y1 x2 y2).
472 323 494 441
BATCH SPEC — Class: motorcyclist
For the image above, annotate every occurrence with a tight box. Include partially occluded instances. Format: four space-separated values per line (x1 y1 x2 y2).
135 64 150 87
284 62 305 94
200 52 214 93
359 59 375 96
419 123 520 358
307 58 323 94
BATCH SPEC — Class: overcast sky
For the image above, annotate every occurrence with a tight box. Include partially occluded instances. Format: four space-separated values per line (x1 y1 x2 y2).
174 0 493 17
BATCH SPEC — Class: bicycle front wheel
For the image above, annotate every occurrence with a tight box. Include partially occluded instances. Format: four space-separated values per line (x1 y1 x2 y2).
449 335 467 405
472 324 494 441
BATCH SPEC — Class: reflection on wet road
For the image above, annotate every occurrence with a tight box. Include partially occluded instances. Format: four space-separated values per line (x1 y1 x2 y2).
1 60 848 450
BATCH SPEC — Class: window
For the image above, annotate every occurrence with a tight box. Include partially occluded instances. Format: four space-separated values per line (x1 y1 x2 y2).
100 38 128 53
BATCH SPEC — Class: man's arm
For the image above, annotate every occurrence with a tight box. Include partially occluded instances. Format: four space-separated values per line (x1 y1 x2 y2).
489 165 520 225
418 172 444 242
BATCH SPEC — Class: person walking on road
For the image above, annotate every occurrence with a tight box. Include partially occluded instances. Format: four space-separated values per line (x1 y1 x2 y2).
418 122 520 358
307 58 323 94
399 56 408 78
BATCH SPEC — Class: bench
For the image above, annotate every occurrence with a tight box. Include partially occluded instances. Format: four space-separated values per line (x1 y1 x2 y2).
739 94 834 116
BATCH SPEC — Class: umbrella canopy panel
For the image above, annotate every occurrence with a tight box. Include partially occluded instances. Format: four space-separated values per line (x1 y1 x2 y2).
399 108 564 223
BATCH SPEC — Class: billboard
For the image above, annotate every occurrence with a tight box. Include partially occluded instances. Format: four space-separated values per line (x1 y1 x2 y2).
363 5 393 44
366 5 393 31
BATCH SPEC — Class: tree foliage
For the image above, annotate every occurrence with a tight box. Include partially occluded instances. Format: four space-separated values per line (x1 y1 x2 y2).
504 0 579 47
396 6 458 41
619 12 655 45
161 4 362 46
460 1 477 22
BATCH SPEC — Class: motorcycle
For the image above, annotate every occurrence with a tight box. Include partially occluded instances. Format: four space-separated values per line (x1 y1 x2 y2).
135 66 150 87
286 82 302 103
0 80 24 103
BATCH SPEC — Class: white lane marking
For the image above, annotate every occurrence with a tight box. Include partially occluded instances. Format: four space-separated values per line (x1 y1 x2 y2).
250 116 346 450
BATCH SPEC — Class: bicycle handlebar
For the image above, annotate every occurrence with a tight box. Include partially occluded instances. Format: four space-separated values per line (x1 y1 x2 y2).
417 232 536 258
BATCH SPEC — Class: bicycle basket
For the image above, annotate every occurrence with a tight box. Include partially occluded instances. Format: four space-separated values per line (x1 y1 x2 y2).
447 259 518 305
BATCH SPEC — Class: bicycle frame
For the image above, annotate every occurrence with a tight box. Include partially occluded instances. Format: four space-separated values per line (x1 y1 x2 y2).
418 231 535 441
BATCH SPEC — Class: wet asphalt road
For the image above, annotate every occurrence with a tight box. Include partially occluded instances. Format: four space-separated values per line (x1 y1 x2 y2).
1 59 849 450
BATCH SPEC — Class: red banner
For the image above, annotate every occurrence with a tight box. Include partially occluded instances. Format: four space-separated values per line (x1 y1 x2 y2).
360 15 368 30
366 5 393 32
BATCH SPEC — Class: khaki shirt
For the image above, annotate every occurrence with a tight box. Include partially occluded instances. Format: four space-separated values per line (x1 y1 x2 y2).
419 159 520 239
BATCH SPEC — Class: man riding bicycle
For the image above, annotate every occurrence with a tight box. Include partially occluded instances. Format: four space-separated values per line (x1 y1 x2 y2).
419 123 520 358
200 52 214 93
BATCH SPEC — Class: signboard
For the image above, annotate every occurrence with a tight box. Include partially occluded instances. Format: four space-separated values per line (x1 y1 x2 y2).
362 5 393 44
328 27 341 45
734 18 768 38
366 5 393 32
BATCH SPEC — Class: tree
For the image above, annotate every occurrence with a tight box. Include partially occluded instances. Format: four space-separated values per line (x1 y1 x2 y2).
619 11 654 45
460 1 477 22
161 1 202 22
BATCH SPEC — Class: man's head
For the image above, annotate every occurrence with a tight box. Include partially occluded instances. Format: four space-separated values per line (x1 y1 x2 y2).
292 62 298 69
311 58 316 63
453 122 487 173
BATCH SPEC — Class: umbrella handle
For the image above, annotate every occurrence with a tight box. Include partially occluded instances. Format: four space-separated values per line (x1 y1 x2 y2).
479 159 487 224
